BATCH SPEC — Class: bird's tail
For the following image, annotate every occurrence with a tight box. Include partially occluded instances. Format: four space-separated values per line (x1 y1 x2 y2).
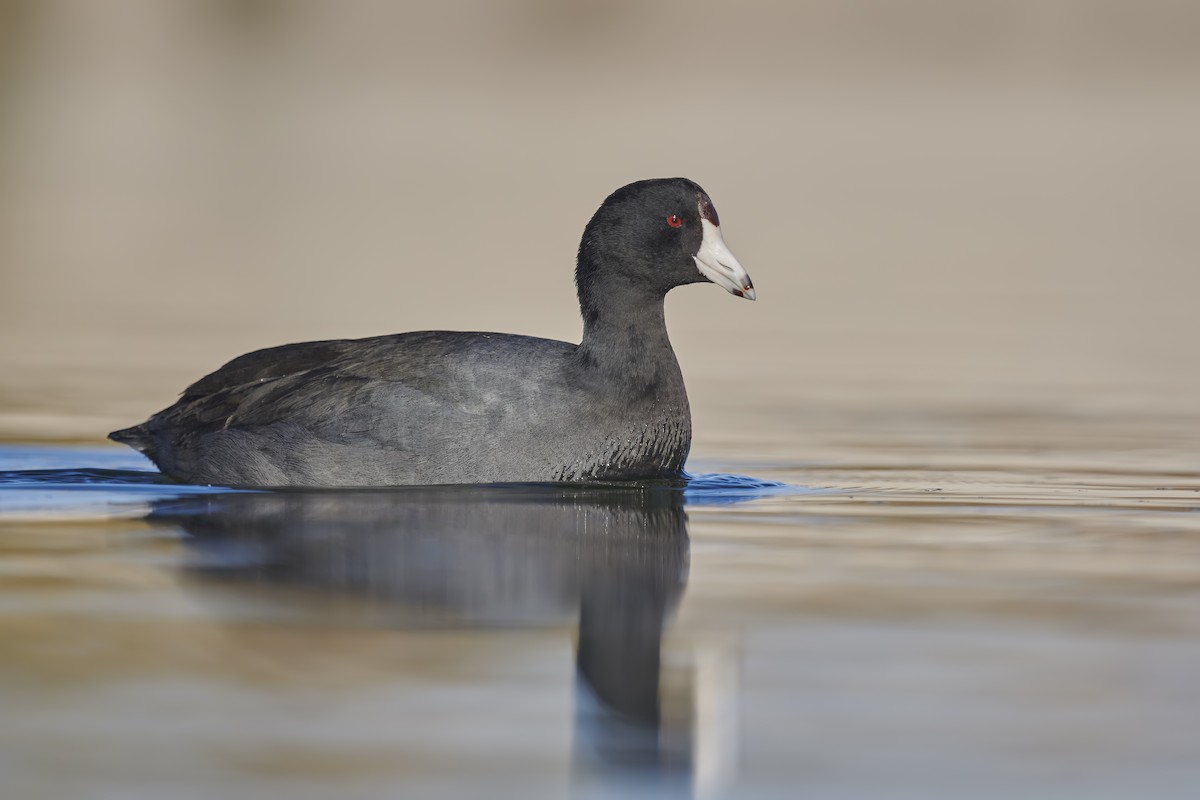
108 424 154 455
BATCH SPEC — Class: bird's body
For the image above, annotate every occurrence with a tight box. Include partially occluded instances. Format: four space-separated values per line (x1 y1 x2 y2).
110 178 753 487
113 329 690 486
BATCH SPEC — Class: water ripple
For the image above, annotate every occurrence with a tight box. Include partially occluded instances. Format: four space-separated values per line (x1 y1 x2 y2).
683 472 807 505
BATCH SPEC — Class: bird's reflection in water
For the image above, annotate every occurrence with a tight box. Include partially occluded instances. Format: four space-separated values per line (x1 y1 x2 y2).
150 484 697 794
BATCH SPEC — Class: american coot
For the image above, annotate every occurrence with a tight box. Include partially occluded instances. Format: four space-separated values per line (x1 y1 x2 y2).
110 178 754 487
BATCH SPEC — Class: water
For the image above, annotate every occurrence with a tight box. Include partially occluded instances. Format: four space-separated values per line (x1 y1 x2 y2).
2 433 1198 800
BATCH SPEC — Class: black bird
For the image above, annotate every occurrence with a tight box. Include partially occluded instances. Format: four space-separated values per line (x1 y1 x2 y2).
109 178 755 486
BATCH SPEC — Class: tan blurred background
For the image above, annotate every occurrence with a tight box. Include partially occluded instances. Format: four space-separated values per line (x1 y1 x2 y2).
1 0 1198 452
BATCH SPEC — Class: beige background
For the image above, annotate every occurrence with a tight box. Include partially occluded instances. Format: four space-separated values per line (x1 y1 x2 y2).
1 0 1198 451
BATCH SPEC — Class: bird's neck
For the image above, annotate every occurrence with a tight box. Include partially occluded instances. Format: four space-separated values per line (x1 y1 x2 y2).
575 281 681 395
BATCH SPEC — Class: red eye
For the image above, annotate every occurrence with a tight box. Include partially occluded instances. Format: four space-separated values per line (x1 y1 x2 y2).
666 214 683 228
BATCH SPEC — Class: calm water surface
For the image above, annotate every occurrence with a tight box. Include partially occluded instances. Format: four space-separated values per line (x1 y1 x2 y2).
2 407 1199 800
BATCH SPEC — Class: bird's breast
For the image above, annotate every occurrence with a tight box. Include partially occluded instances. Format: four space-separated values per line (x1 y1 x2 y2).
549 412 691 482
